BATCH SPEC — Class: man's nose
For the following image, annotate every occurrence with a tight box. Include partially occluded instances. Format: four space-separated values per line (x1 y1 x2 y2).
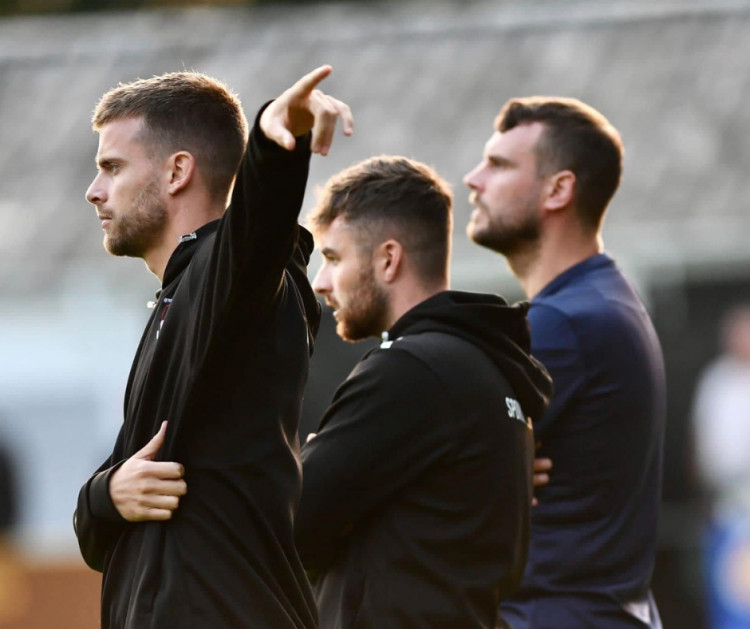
463 164 482 190
86 175 106 206
312 266 330 296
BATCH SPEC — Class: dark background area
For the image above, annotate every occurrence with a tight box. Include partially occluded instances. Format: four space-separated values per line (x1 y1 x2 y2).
649 273 750 628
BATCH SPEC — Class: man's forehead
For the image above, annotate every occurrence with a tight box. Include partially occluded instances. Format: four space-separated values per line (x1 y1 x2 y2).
485 122 545 159
317 216 366 251
96 116 146 154
316 216 347 245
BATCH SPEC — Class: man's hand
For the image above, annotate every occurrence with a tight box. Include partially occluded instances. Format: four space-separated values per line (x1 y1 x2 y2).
109 421 187 522
260 65 354 155
532 454 552 508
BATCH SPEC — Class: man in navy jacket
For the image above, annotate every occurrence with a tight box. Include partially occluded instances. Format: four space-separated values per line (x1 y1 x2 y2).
465 97 666 628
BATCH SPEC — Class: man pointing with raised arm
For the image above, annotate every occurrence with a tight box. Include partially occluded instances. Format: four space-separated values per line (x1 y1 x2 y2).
74 66 352 629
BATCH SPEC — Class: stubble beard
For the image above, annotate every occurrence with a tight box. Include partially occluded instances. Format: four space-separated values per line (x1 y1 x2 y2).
104 180 168 259
467 201 542 259
336 265 390 343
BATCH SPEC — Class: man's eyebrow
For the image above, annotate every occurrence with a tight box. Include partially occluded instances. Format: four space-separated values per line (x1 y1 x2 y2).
487 154 513 167
97 156 126 172
320 247 337 257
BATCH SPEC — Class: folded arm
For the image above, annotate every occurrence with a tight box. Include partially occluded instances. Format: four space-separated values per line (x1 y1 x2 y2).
74 422 187 570
295 349 452 571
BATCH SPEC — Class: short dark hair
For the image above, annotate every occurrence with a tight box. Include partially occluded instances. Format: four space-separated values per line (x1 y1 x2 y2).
496 97 623 229
308 156 453 284
93 71 248 204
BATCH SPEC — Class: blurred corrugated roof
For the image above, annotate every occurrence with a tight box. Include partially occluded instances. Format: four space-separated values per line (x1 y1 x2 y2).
1 0 749 297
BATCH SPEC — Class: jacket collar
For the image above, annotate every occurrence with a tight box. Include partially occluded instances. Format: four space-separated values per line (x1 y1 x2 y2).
161 220 219 289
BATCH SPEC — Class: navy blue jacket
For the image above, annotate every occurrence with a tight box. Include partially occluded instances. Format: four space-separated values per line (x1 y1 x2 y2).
501 253 665 629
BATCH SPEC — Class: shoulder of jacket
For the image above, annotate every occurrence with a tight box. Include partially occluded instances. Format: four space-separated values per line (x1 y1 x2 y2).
378 331 490 374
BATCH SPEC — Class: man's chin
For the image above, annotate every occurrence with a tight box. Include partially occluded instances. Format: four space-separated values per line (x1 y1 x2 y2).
104 236 141 258
336 319 374 344
466 221 489 248
104 237 123 256
336 321 361 343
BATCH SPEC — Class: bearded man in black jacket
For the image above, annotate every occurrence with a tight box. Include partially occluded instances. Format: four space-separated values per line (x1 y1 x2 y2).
296 156 552 629
74 66 352 628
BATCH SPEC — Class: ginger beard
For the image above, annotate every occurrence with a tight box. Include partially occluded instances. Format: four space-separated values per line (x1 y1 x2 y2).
333 260 389 343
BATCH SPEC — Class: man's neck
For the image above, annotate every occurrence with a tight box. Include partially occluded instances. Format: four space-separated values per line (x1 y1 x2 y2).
144 206 224 282
144 241 177 284
384 280 448 331
508 231 602 300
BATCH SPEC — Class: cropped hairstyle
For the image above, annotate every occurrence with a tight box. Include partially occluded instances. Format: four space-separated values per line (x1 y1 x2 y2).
496 97 623 229
308 156 453 284
93 71 248 204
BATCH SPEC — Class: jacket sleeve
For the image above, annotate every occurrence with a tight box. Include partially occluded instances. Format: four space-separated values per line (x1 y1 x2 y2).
196 103 313 330
295 348 455 571
73 431 129 572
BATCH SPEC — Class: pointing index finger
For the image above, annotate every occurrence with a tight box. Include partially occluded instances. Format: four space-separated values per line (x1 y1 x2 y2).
292 65 333 96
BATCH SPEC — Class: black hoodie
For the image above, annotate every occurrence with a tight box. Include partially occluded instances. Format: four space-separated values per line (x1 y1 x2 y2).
74 109 320 629
296 290 552 629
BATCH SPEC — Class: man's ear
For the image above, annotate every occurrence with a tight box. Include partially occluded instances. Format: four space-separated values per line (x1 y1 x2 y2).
373 239 404 284
544 170 576 212
166 151 196 195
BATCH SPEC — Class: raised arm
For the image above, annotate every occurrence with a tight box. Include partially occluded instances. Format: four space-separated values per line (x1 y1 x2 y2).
205 66 353 319
261 65 354 155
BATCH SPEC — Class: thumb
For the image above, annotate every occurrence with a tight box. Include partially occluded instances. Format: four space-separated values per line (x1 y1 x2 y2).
266 120 297 151
135 421 167 461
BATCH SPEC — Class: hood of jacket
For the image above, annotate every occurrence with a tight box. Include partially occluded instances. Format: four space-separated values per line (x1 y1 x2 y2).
387 290 552 423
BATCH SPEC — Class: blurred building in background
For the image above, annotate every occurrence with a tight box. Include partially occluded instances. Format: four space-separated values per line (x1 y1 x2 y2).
0 0 749 626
